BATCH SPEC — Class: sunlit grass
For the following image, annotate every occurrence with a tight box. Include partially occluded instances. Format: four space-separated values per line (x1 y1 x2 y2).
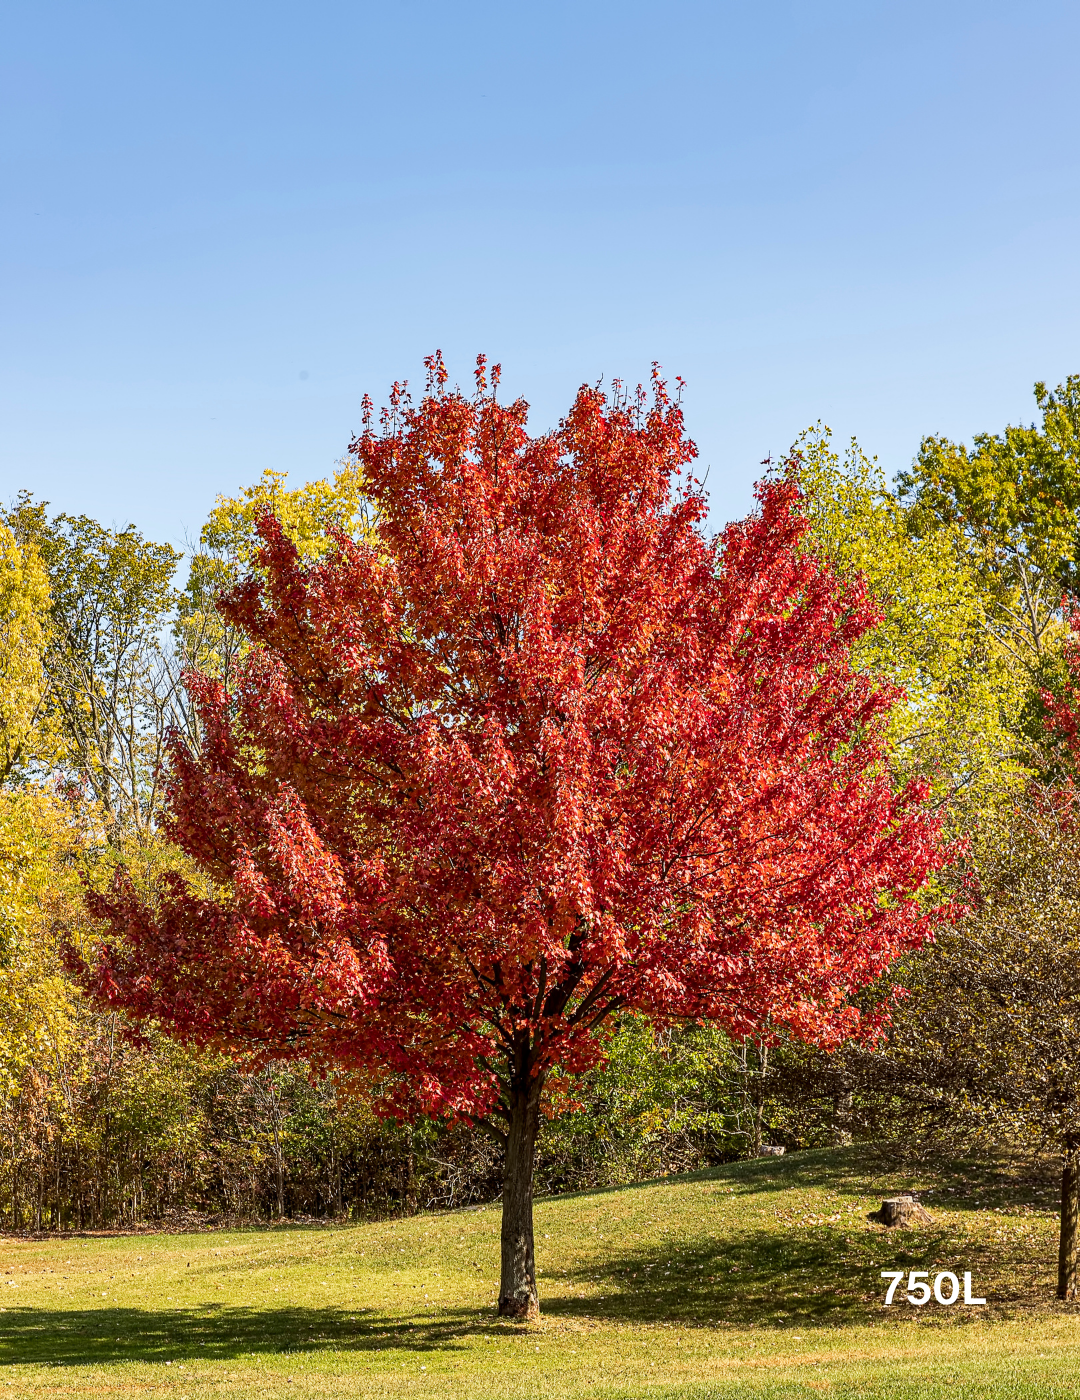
2 1145 1079 1396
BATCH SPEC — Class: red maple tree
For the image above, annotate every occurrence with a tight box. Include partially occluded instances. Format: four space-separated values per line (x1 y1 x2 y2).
82 357 947 1317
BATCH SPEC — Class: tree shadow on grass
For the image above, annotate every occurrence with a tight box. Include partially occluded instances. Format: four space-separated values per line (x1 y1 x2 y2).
0 1210 1002 1374
542 1225 959 1329
542 1202 1047 1328
0 1303 493 1368
0 1213 1021 1372
529 1148 1037 1329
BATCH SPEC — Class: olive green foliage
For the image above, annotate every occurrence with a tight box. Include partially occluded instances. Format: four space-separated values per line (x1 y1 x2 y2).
898 375 1080 674
539 1020 741 1192
885 785 1080 1156
796 428 1028 823
788 781 1080 1190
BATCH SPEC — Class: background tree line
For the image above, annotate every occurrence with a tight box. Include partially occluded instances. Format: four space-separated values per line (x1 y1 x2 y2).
5 375 1080 1272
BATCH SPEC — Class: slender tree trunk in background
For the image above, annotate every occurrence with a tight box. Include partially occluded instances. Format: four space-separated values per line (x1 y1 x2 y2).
270 1106 285 1221
498 1077 543 1320
1059 1138 1080 1300
254 1070 287 1219
748 1043 768 1156
832 1086 854 1147
404 1150 416 1213
752 1097 764 1157
737 1039 769 1157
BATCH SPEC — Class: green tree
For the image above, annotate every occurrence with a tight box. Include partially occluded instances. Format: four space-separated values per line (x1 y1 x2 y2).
897 375 1080 675
539 1018 746 1189
3 497 182 841
881 784 1080 1300
796 429 1028 824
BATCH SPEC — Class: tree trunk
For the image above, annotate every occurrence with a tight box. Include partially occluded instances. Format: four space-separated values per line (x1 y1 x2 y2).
751 1045 768 1157
832 1086 853 1147
1059 1139 1080 1300
498 1081 542 1320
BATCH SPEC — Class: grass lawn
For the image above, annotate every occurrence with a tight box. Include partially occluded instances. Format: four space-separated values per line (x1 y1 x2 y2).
2 1145 1079 1397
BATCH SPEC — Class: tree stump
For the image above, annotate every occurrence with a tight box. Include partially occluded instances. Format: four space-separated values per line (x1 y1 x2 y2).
868 1194 933 1227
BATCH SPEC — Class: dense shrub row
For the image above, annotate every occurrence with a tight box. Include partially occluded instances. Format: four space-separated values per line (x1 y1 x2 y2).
1 1017 819 1232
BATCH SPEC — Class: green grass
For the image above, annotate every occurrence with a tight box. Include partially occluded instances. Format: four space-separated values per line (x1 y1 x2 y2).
3 1146 1080 1396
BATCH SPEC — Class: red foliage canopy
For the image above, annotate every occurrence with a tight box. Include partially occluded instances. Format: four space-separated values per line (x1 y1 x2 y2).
85 359 945 1124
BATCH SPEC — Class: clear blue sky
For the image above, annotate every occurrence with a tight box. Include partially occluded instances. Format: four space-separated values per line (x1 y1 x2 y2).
4 0 1080 551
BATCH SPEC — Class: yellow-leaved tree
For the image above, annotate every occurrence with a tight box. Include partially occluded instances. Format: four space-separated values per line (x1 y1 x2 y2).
0 527 81 1087
0 789 82 1091
178 464 373 687
795 428 1030 828
0 522 51 784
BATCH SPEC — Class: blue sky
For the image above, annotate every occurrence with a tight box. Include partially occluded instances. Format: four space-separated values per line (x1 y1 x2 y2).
4 0 1080 551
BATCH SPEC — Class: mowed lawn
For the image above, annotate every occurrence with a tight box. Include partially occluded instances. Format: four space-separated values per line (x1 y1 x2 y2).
3 1146 1080 1398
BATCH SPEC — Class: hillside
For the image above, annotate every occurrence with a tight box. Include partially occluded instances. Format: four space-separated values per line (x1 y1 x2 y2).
1 1146 1077 1397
